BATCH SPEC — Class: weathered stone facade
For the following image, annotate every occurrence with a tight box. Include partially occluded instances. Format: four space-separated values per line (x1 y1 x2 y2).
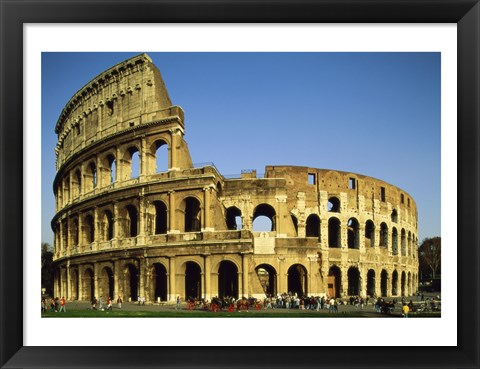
51 53 419 302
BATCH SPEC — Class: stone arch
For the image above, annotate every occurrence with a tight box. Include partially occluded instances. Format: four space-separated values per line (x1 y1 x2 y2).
252 203 276 232
380 269 388 297
347 266 360 295
99 266 114 301
102 210 114 241
306 214 320 238
124 263 139 301
347 217 360 249
255 264 277 297
83 214 95 243
392 227 399 255
328 265 341 298
151 262 168 302
151 139 169 173
226 206 242 230
401 271 406 296
72 217 79 246
328 217 341 248
218 260 239 299
379 222 388 248
182 261 202 300
365 220 375 247
182 196 201 232
392 269 399 295
153 200 168 234
83 268 94 301
122 145 141 179
366 269 376 298
124 204 138 237
287 264 308 297
328 197 340 212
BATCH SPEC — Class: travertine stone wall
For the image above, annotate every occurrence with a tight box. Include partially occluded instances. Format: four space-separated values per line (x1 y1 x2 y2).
52 54 419 303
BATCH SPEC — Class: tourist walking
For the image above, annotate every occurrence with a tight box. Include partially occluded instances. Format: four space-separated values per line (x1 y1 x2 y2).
117 296 122 309
176 296 181 310
59 296 66 312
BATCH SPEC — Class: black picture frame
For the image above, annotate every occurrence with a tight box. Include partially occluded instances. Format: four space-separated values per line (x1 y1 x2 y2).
1 1 479 368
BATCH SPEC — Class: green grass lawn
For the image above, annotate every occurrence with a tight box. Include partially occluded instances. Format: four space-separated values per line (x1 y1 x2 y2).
41 309 440 318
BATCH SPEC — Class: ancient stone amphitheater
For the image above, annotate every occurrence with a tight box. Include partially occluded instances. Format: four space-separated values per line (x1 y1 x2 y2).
51 53 419 303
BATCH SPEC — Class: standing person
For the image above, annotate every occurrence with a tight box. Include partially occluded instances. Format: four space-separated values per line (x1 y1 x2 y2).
117 296 122 309
107 297 112 311
59 296 66 312
402 303 409 318
98 296 103 310
176 296 181 310
41 298 46 313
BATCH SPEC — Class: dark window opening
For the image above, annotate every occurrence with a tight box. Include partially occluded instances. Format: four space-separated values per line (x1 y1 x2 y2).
185 197 201 232
106 100 114 116
380 222 388 247
291 215 298 236
154 201 168 234
287 264 307 297
255 265 277 297
306 214 320 238
226 207 242 230
126 205 138 237
392 270 399 295
328 197 340 212
365 220 375 247
347 218 359 249
349 178 356 190
253 204 276 232
218 261 238 299
185 262 201 300
328 266 341 298
328 217 341 248
401 194 405 204
392 227 398 255
85 215 94 243
347 267 360 295
391 209 398 223
308 173 316 185
380 187 386 202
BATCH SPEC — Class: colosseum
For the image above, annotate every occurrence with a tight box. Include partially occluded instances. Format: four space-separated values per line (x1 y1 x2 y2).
51 53 419 304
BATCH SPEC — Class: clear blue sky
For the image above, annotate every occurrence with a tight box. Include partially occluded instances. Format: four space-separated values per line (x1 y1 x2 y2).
41 52 441 246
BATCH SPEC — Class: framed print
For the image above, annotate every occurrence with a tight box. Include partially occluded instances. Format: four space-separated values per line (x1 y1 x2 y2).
1 1 479 369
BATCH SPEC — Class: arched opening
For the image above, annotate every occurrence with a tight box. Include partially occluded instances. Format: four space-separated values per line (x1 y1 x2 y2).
125 263 139 301
347 218 360 249
392 270 399 295
184 197 201 232
73 170 81 198
184 262 201 300
306 214 320 238
84 215 94 244
291 215 298 236
155 140 169 173
392 227 398 255
380 269 388 297
347 267 360 296
103 210 114 241
391 209 398 223
72 219 79 246
401 271 406 296
328 266 341 298
71 269 79 300
108 155 116 184
226 207 242 230
287 264 307 297
218 261 239 299
328 217 341 248
255 264 277 297
380 222 388 248
125 205 138 237
83 268 94 301
153 201 168 234
327 197 340 212
152 263 167 302
252 204 276 231
367 269 376 298
401 229 406 256
131 149 141 179
365 220 375 247
99 267 114 301
85 162 96 192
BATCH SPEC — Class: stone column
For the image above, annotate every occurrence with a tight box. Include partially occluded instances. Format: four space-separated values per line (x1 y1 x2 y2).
139 258 146 301
77 265 84 301
242 253 249 298
58 221 64 256
93 207 99 250
204 255 211 300
137 196 146 245
359 225 365 252
168 191 176 233
96 155 103 189
168 257 176 301
374 269 381 298
140 136 147 177
94 263 99 300
116 146 122 182
170 129 177 170
66 264 71 300
386 272 392 297
277 257 286 294
77 214 83 249
66 219 71 255
203 187 212 231
113 201 120 239
113 260 121 300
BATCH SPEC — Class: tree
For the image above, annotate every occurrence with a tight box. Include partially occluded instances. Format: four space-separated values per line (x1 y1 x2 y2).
418 237 441 280
41 242 54 296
